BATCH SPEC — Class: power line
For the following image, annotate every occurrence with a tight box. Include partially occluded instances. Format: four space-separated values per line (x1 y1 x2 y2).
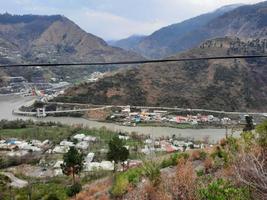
0 55 266 68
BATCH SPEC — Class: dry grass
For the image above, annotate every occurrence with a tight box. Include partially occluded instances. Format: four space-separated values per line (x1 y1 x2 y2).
74 177 112 200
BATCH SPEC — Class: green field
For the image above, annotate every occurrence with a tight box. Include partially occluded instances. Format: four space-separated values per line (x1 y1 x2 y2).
0 126 76 144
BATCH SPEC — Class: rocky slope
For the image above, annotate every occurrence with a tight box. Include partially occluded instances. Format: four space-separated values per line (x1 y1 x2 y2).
113 2 267 59
59 37 267 112
0 14 142 81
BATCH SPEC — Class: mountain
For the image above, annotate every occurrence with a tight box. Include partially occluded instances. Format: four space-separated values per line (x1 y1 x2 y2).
108 35 146 52
0 14 142 81
111 3 247 58
57 37 267 112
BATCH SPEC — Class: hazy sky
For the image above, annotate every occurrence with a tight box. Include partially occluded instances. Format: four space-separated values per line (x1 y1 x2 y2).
0 0 264 40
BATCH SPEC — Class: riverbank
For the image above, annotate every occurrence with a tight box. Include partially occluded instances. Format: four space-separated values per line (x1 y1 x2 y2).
0 95 241 142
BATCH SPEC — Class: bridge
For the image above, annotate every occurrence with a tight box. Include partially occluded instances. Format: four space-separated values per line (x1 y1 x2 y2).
12 106 112 117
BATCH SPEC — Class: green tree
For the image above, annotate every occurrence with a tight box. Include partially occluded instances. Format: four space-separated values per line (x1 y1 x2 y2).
61 146 84 184
243 116 254 131
107 135 129 171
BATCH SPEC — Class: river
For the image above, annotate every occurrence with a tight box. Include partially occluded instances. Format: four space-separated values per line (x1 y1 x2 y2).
0 95 240 142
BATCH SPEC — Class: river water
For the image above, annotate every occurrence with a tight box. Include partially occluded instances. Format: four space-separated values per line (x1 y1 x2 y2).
0 95 240 142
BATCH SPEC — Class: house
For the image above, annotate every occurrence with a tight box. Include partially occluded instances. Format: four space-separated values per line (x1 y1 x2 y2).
145 139 153 144
53 146 69 154
17 142 42 152
73 134 86 141
31 140 43 147
53 160 63 169
119 135 130 140
85 153 95 163
53 160 63 176
76 141 89 150
176 116 189 123
173 140 186 147
84 161 114 171
122 105 131 114
83 136 97 142
60 140 74 147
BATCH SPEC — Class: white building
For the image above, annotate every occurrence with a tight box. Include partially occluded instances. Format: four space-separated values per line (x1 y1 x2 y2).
60 140 74 147
73 134 86 141
85 153 95 163
76 141 89 150
83 136 97 142
53 146 69 154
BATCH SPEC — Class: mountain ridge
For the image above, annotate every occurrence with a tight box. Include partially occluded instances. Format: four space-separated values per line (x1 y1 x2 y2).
111 2 267 58
58 37 267 112
0 13 143 82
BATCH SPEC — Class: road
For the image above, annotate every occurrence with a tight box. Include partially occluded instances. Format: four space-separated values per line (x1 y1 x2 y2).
48 102 267 116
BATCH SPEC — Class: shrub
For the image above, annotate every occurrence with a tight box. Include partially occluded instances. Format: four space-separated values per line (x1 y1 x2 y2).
126 168 142 186
160 152 190 168
110 174 129 197
235 148 267 200
167 158 197 200
240 131 255 150
66 183 82 197
204 157 214 173
46 193 60 200
199 151 207 160
196 169 205 177
211 146 229 167
255 120 267 149
143 160 161 187
198 179 251 200
191 150 207 161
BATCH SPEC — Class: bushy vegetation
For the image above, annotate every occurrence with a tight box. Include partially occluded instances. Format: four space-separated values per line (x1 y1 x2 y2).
160 152 189 168
198 179 251 200
111 167 143 197
0 176 70 200
110 121 267 200
66 183 82 197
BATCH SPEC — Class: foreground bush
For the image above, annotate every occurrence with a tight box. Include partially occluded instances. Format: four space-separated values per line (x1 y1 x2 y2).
66 183 82 197
110 174 129 197
46 193 60 200
167 158 197 200
111 167 143 197
198 179 251 200
160 152 190 168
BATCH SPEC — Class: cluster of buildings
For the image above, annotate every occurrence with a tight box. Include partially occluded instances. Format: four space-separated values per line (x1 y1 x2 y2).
0 76 30 94
141 138 204 155
0 130 208 177
111 107 232 126
0 139 50 157
51 133 115 174
0 74 70 97
52 134 97 154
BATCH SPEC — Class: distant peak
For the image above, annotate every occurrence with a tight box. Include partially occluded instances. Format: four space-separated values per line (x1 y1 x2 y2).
214 3 245 13
0 13 63 24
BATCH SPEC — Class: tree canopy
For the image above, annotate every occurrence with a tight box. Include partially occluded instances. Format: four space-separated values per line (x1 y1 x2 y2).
107 135 129 164
61 146 84 183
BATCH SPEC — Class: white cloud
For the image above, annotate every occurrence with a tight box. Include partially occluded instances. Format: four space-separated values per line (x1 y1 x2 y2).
70 10 166 40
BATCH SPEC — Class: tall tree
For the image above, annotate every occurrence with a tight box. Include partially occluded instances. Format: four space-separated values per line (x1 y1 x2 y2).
61 146 84 184
243 115 254 131
107 135 129 171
